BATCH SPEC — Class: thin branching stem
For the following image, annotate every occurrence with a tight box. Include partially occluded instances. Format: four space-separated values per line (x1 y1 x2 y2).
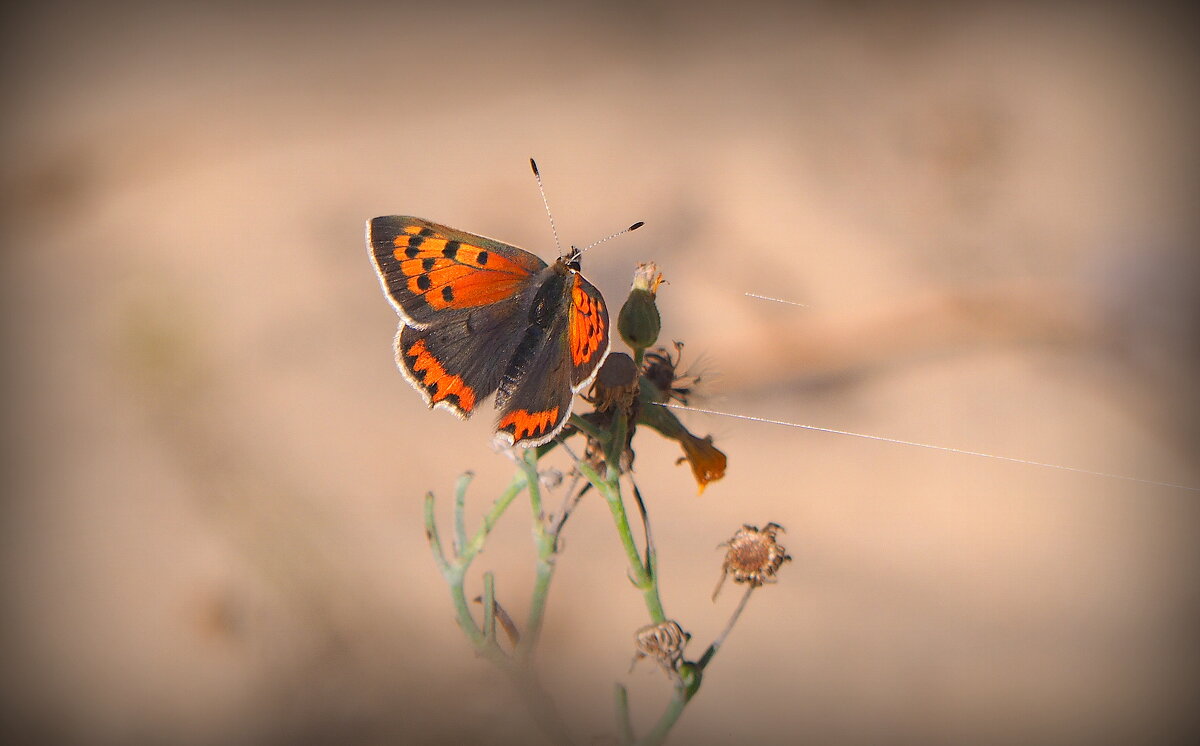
568 413 605 440
425 469 575 745
576 457 667 623
462 472 528 560
630 479 656 578
551 478 590 539
482 571 497 644
518 450 557 660
426 488 503 657
615 683 635 745
453 471 472 555
639 685 689 746
699 586 756 670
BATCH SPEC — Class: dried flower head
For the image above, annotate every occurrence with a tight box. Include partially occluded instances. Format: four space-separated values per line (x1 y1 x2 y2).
630 619 690 675
538 467 564 491
642 341 705 405
713 522 791 600
587 352 640 415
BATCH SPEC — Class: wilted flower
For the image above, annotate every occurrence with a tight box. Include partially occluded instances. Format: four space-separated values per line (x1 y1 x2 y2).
634 395 728 494
713 522 791 600
641 341 704 405
587 352 640 416
578 352 641 473
630 619 690 675
677 433 727 493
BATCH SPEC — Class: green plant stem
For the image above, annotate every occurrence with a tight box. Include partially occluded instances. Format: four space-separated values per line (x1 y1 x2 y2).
630 482 657 584
425 490 497 656
517 450 557 661
482 571 497 643
423 471 528 652
568 413 606 440
640 686 689 746
615 684 634 745
699 586 755 670
425 471 575 745
453 471 471 554
514 668 577 746
577 458 667 623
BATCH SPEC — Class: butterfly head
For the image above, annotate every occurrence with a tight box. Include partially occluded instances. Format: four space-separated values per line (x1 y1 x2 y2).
562 246 584 272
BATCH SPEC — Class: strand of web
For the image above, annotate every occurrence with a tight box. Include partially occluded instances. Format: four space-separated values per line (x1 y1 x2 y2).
657 402 1200 493
736 291 1197 490
744 292 809 308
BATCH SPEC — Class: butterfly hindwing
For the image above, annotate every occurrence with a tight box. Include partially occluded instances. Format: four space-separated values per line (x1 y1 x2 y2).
368 216 546 327
494 268 611 447
395 291 529 419
494 315 576 446
567 273 610 388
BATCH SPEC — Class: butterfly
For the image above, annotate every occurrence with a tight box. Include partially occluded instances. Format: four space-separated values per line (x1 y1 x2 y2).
367 216 611 446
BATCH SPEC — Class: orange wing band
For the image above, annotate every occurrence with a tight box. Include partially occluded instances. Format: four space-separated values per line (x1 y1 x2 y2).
498 407 560 443
404 339 477 414
391 229 530 309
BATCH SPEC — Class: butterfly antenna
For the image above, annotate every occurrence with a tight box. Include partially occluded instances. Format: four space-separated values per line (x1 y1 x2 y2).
578 221 645 254
530 158 563 256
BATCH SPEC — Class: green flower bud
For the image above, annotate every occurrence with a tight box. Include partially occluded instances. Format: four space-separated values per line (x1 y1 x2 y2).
618 262 663 352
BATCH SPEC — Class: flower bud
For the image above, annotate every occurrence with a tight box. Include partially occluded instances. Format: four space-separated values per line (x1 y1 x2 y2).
618 262 663 352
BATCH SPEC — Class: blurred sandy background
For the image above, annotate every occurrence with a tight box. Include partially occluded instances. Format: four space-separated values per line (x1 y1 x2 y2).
3 1 1199 744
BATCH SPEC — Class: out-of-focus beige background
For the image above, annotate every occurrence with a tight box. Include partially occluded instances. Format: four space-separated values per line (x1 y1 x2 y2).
3 1 1198 744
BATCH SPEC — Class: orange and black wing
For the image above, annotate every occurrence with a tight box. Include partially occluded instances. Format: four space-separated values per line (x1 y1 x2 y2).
368 216 547 419
567 273 610 389
394 296 528 419
494 271 610 447
368 216 546 328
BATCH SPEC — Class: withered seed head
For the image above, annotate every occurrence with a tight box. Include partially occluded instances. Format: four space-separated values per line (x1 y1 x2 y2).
589 352 640 414
630 620 690 675
642 341 700 405
714 522 791 599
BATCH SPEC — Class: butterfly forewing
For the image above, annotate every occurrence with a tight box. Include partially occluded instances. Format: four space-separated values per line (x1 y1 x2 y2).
369 217 545 326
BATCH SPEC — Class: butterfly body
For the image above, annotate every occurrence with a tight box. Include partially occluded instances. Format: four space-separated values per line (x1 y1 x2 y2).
368 216 609 446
